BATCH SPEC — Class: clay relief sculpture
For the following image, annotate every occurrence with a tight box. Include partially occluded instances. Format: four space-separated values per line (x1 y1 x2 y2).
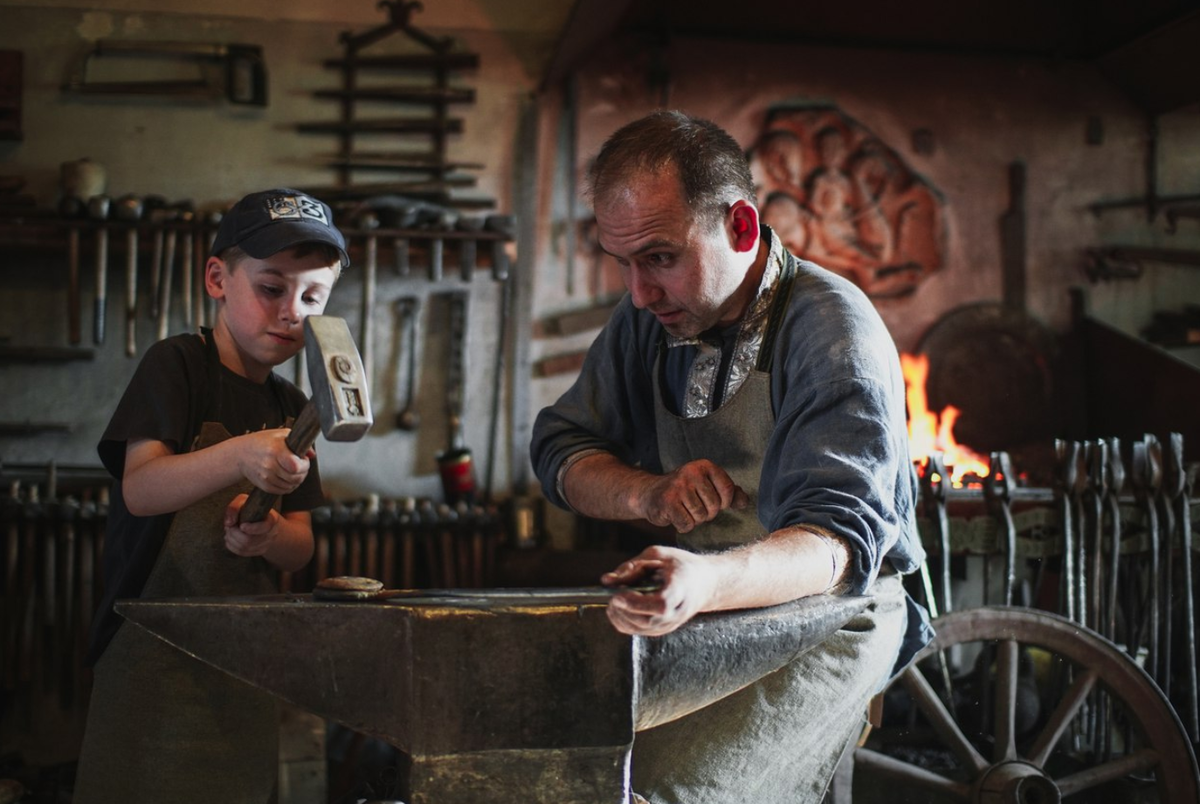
749 105 945 298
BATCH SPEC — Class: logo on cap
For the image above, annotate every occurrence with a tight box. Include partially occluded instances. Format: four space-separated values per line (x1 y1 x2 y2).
266 194 330 227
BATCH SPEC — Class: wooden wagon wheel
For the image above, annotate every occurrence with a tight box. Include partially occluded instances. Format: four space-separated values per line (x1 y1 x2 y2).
854 606 1199 803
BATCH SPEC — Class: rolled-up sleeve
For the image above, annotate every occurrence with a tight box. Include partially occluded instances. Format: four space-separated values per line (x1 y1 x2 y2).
530 296 662 510
760 274 924 595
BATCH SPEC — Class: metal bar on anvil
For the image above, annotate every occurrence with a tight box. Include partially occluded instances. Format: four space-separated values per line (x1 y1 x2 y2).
116 589 869 804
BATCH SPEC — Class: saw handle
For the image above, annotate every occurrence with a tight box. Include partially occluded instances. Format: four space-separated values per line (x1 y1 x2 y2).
238 402 322 524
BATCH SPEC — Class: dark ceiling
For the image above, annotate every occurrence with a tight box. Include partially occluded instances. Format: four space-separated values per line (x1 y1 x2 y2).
545 0 1200 113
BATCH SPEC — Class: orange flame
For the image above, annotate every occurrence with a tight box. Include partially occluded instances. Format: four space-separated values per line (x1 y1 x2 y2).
900 353 990 487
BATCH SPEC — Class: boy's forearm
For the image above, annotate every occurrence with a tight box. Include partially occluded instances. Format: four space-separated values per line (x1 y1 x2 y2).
263 511 315 572
123 438 248 516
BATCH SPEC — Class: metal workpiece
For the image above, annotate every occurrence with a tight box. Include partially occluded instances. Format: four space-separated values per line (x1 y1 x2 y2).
115 588 867 803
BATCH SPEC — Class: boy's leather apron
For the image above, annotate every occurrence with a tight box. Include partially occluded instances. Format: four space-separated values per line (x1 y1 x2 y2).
74 338 284 804
632 254 907 803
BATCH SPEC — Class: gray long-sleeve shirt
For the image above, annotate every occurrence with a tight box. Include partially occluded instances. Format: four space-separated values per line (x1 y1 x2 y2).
531 238 927 599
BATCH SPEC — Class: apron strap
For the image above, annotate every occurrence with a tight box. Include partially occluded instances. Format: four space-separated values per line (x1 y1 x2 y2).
754 249 798 374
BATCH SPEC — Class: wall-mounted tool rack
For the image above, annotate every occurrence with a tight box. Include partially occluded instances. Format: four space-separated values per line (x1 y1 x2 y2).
296 0 490 208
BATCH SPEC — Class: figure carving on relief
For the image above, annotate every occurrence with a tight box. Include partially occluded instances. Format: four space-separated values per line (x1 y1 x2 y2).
762 191 812 255
751 129 806 196
748 106 945 298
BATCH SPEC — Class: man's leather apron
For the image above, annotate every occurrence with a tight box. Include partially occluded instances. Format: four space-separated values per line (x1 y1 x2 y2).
631 255 907 803
74 335 283 804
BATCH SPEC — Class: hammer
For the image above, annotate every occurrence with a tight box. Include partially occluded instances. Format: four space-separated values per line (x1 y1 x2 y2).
239 315 373 523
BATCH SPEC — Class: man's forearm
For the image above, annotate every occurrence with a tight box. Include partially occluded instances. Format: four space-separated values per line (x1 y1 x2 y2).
561 451 651 521
703 526 853 612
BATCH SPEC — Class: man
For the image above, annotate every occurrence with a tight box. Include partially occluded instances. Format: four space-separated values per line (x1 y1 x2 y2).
531 111 932 803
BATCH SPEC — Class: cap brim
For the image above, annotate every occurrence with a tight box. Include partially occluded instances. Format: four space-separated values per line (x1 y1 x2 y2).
238 221 350 269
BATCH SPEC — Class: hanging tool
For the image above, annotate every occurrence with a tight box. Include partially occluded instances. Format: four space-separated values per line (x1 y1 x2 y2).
180 230 194 330
157 225 176 341
456 215 484 282
915 457 954 711
1083 441 1108 633
1129 435 1162 684
485 214 515 281
358 213 380 395
148 222 164 321
1103 437 1125 643
67 224 81 345
90 199 110 345
124 225 138 355
984 451 1017 606
393 296 420 431
63 40 268 106
1154 438 1175 701
921 452 954 616
1164 432 1197 741
191 232 208 330
1156 434 1195 744
419 207 455 282
1000 161 1027 311
1054 440 1081 622
483 275 511 503
437 292 475 505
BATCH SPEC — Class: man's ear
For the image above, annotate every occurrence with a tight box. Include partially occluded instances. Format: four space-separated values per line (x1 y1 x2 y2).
728 200 760 253
204 256 228 300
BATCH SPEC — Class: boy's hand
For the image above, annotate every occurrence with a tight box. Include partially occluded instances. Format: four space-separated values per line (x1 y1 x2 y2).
237 429 312 495
223 493 280 557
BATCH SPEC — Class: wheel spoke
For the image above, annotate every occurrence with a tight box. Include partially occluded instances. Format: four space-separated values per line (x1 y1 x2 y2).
855 747 971 799
901 664 989 774
1028 667 1098 767
1056 748 1159 796
994 639 1018 762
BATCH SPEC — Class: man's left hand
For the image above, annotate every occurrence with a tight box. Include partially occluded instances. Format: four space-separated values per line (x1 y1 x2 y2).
602 545 719 636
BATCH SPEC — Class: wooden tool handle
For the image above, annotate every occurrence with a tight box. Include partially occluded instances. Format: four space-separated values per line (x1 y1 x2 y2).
238 402 321 524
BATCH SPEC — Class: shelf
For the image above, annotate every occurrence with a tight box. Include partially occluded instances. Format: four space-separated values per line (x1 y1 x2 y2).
322 53 479 71
313 87 475 104
297 118 463 135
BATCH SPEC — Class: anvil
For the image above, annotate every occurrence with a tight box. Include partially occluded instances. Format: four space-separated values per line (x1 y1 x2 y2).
117 588 869 804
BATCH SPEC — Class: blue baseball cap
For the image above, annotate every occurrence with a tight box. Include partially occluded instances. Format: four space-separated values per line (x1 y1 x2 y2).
210 188 350 268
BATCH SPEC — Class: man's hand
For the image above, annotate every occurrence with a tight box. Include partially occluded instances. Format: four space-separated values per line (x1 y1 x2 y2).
632 459 749 533
235 430 312 496
223 493 280 557
601 545 720 636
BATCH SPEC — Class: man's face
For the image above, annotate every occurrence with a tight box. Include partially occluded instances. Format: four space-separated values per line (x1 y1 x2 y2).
595 168 749 339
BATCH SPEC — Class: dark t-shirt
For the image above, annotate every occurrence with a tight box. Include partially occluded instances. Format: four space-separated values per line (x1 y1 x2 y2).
88 332 324 664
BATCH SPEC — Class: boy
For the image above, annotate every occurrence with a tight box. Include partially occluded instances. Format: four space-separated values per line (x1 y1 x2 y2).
73 189 349 803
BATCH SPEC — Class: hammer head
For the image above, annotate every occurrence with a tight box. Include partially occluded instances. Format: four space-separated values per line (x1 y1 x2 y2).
304 315 374 441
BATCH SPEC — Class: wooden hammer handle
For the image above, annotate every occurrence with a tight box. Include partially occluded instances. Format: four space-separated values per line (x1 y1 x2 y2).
238 402 322 524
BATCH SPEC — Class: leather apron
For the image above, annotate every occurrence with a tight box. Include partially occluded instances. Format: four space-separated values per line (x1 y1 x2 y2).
74 335 283 804
631 254 908 803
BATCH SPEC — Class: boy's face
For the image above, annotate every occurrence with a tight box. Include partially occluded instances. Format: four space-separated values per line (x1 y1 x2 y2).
205 247 339 382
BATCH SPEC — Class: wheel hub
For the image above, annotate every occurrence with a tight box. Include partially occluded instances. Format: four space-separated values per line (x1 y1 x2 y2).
976 760 1060 804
